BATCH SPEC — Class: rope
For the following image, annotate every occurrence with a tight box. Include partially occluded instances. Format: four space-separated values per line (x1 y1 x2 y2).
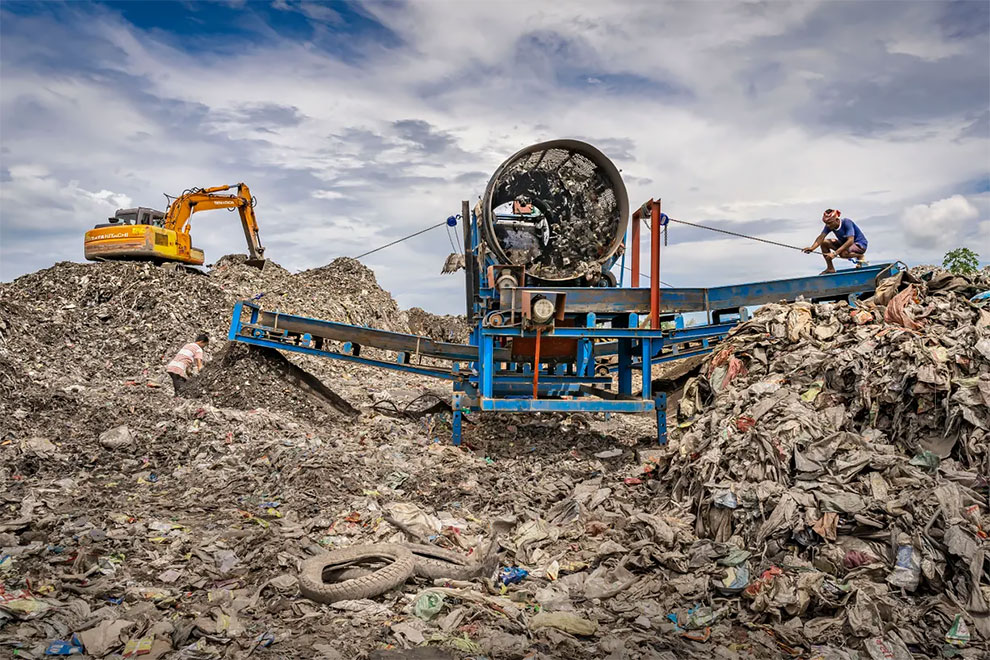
354 220 447 259
445 224 460 255
621 264 673 288
643 216 809 253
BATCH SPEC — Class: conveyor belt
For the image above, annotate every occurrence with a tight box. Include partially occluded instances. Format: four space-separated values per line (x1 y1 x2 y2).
229 264 891 377
230 301 505 364
502 263 894 316
250 306 479 361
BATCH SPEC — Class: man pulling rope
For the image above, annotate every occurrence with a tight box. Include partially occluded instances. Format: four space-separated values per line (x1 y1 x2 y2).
802 209 869 274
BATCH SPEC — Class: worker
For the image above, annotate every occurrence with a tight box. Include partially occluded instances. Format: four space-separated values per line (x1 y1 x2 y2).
512 196 535 215
166 333 208 395
803 209 868 273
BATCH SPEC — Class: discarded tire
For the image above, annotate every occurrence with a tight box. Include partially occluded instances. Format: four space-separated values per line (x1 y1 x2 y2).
298 544 414 603
405 543 485 580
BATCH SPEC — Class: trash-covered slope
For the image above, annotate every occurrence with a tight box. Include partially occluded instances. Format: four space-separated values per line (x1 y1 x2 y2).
406 307 472 343
1 259 988 659
656 265 990 653
0 256 407 390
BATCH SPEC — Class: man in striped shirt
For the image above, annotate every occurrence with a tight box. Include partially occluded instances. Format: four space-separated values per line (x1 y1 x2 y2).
166 333 209 395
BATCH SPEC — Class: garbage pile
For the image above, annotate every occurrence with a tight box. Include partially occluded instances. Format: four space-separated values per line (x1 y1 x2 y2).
655 265 990 655
0 257 406 390
406 308 471 344
2 257 988 659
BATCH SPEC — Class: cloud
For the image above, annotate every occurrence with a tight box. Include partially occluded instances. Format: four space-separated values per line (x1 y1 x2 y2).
312 189 347 200
901 194 979 249
1 1 988 313
392 119 465 157
886 36 964 61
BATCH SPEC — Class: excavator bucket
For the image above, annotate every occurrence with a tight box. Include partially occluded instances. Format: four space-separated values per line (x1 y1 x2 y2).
244 258 267 270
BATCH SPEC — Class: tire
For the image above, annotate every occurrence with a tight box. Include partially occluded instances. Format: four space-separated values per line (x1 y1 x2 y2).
298 544 415 603
404 543 485 580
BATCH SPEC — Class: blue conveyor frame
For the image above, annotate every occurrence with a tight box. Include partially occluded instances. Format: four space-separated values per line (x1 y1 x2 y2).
228 232 897 446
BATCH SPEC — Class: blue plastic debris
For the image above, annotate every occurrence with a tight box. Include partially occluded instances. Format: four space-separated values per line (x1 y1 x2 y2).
251 631 275 652
45 636 84 655
498 567 528 585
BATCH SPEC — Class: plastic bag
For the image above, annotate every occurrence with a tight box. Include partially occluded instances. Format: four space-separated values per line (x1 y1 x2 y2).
412 591 445 621
886 543 920 592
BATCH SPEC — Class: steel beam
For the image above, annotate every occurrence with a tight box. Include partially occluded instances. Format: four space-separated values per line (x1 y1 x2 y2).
499 264 892 315
462 200 474 319
480 398 655 413
231 335 464 381
650 199 660 329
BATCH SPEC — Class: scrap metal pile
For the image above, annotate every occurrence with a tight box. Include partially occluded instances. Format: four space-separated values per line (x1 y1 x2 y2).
1 256 988 659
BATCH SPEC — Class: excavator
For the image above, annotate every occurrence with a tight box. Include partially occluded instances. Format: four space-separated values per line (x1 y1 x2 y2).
83 183 266 268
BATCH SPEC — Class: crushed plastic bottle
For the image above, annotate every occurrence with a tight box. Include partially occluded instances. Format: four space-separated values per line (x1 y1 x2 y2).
44 636 84 655
716 565 750 596
886 536 921 591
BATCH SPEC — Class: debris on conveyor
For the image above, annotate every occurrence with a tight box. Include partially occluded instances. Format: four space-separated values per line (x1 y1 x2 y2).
186 343 359 417
482 140 628 283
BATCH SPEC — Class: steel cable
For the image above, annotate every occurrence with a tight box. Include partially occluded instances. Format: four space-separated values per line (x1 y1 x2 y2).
642 216 810 253
621 264 673 288
354 221 447 259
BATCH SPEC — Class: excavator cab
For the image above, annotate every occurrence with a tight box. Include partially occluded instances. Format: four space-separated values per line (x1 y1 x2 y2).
96 207 165 228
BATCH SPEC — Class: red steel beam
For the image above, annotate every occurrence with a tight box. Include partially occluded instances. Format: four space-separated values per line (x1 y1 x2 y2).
630 205 642 288
650 199 661 329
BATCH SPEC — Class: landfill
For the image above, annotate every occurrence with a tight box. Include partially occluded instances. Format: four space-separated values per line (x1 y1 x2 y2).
1 257 988 659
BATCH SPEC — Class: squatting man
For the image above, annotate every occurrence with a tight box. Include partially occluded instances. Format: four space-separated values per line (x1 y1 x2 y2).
166 333 208 395
803 209 869 273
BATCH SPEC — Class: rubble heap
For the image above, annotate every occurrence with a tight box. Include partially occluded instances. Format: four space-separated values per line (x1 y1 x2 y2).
656 266 990 654
0 256 407 389
1 258 988 659
406 308 472 344
0 261 232 388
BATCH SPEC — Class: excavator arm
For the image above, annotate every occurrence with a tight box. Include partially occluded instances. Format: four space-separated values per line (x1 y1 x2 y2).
164 183 266 265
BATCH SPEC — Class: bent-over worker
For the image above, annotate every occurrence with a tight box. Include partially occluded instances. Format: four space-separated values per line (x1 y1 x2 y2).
166 333 208 395
803 209 868 273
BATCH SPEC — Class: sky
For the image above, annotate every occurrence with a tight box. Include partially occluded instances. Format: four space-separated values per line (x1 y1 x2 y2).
1 0 988 314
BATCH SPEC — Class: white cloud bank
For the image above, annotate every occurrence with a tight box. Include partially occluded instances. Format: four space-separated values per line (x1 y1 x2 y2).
901 195 981 250
1 1 987 310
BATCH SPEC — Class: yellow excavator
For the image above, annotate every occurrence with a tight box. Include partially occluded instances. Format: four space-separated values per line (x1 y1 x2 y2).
84 183 266 268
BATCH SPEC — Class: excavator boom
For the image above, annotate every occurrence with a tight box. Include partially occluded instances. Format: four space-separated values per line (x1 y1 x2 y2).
84 183 267 268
